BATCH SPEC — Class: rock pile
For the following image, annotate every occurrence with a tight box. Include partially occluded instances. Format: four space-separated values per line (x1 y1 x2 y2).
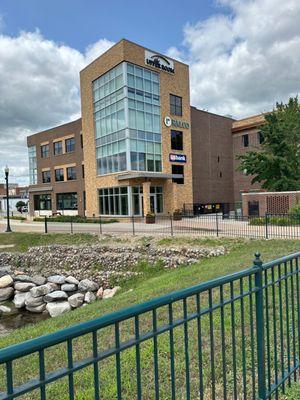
0 244 226 287
0 268 121 318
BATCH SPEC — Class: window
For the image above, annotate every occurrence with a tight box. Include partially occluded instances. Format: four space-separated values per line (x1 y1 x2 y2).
41 144 49 158
34 194 51 210
242 134 249 147
66 166 76 181
65 138 75 153
80 134 83 149
172 164 184 184
57 193 78 210
170 94 182 116
98 187 128 215
258 131 264 144
54 141 63 155
28 146 37 184
171 130 183 150
55 168 64 182
82 164 85 179
42 170 51 183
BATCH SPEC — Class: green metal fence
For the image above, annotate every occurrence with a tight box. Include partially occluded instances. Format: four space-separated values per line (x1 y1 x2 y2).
0 251 300 399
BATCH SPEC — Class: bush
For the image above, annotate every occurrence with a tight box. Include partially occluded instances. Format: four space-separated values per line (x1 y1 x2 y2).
3 216 26 221
249 215 300 226
33 215 118 224
290 202 300 217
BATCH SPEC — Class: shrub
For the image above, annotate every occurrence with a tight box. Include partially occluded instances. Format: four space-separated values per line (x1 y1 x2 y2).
33 216 118 224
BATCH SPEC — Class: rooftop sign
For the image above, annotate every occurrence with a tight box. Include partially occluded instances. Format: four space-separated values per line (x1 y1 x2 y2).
145 50 175 74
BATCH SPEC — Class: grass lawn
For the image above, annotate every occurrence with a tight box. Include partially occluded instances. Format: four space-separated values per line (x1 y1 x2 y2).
0 234 299 399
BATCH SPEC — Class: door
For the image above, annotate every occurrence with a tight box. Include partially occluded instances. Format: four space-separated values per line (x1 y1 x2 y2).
150 194 155 213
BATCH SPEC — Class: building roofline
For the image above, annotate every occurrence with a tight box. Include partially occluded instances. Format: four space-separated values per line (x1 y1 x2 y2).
27 117 82 140
190 105 235 121
232 112 266 133
80 38 189 74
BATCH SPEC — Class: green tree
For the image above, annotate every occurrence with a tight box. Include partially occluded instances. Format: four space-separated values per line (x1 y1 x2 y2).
15 200 26 210
237 97 300 191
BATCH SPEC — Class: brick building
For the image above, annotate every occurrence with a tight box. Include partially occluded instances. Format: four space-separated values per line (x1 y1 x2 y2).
27 39 293 218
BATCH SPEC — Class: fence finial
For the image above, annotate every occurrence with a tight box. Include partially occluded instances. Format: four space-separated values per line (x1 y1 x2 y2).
253 252 263 267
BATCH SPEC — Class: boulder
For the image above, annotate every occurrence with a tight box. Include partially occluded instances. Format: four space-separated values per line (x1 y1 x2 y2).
25 293 44 307
31 276 47 286
30 285 50 298
0 266 12 278
44 291 68 302
14 282 36 292
103 286 121 299
13 292 27 308
14 275 34 283
96 287 104 299
26 304 46 313
46 282 60 292
0 275 13 289
65 276 79 285
61 284 77 292
46 301 71 317
0 305 11 314
84 291 96 304
78 279 99 293
47 275 66 284
68 293 84 308
0 287 14 301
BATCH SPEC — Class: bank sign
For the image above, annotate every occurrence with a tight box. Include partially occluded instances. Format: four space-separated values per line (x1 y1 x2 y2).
164 116 190 129
145 50 175 74
169 153 187 163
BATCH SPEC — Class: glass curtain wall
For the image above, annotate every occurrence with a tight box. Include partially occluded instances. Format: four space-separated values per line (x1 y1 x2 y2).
28 146 37 185
93 62 162 175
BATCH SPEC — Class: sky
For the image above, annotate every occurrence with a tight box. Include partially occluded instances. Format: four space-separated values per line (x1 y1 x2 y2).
0 0 300 185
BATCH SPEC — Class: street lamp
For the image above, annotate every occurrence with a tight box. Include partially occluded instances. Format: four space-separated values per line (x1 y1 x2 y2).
4 166 12 232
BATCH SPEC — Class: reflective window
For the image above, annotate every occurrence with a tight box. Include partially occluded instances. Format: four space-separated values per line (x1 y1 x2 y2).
54 141 63 155
55 168 64 182
41 144 49 158
42 170 51 183
171 130 183 151
66 166 76 181
34 194 51 210
242 134 249 147
65 138 75 153
57 193 78 210
170 94 182 116
28 146 37 184
172 164 184 184
98 187 128 215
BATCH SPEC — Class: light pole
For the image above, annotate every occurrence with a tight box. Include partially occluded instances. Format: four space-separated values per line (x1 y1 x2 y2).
4 166 12 232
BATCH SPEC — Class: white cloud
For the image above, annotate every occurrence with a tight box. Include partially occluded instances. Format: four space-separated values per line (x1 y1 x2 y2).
168 0 300 119
0 30 113 185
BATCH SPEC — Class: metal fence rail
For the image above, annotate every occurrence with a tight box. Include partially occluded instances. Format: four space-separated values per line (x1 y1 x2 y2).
0 252 300 399
41 213 300 239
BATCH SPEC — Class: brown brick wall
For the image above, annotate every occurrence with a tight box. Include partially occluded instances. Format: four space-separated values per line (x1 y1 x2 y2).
191 107 234 205
242 191 300 216
27 118 85 216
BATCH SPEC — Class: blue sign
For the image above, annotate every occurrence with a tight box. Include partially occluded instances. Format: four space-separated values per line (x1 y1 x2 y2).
169 153 187 163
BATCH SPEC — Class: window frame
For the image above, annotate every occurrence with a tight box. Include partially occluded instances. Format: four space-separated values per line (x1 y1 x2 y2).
40 144 49 158
171 130 183 151
172 164 184 184
170 94 182 116
242 134 249 148
42 170 51 183
66 166 76 181
55 168 64 182
65 137 75 153
53 141 63 156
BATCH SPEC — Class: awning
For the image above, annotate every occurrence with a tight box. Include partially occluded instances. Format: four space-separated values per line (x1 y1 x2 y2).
117 172 183 181
28 186 53 193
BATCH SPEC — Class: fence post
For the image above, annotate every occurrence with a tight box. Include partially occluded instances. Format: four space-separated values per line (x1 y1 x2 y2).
216 213 219 237
70 217 73 234
44 216 48 234
132 215 135 236
99 215 103 235
265 213 269 239
253 252 266 399
170 214 173 236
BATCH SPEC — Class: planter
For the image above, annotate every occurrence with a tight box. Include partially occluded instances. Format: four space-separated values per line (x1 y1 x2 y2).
173 214 182 221
145 215 155 224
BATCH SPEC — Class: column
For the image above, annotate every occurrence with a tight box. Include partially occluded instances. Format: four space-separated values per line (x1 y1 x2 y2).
142 181 151 215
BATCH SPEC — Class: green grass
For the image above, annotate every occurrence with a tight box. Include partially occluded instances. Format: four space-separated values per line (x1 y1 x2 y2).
33 216 118 223
280 383 300 399
0 232 102 252
0 236 300 398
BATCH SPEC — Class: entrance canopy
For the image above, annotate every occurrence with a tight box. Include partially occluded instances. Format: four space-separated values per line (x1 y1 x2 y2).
117 172 183 181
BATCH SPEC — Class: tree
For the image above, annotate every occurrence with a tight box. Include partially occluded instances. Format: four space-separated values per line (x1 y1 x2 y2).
15 201 26 211
237 97 300 191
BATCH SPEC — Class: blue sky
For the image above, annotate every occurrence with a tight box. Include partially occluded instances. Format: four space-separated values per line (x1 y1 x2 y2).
0 0 220 53
0 0 299 184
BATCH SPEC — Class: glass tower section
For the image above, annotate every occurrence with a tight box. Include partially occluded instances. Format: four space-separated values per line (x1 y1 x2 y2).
93 62 162 175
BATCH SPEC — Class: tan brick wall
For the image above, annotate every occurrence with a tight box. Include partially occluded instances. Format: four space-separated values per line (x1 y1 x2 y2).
242 191 300 216
80 39 193 216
